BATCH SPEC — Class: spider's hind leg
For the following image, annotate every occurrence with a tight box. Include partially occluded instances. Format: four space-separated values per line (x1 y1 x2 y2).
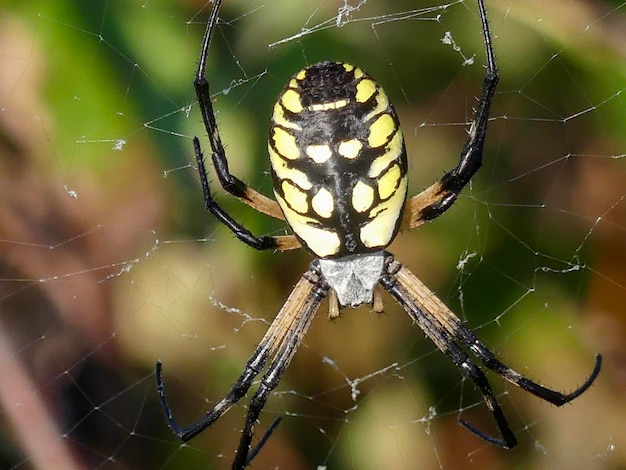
401 0 499 230
193 138 301 252
190 0 296 252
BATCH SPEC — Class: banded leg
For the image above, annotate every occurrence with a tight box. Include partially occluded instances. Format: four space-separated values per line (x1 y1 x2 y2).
380 253 601 447
192 0 298 250
402 0 499 229
380 257 516 447
195 138 300 251
156 264 328 444
232 266 328 468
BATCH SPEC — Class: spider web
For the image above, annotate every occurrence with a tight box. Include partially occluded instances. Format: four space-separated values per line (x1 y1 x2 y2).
0 0 624 469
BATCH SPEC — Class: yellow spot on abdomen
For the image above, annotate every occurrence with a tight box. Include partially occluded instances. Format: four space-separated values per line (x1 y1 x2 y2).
272 102 301 130
378 163 401 200
275 192 341 257
308 99 348 111
338 139 362 160
356 79 377 103
306 144 332 163
282 180 309 213
272 127 300 160
352 181 375 213
368 114 395 148
360 176 407 249
269 147 312 190
369 130 404 178
311 188 334 218
281 89 303 114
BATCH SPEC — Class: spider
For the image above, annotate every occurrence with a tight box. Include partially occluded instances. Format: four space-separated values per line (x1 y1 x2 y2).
156 0 601 467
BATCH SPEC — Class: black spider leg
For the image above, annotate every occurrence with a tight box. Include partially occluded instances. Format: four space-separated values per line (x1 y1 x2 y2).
380 254 601 448
383 255 601 405
428 0 499 217
156 335 270 442
194 0 254 200
379 256 516 447
156 264 328 466
232 271 328 468
430 297 602 405
406 0 499 227
244 416 283 467
194 139 278 250
191 0 284 250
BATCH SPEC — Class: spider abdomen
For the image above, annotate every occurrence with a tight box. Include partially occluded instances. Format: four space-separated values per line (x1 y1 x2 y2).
269 61 408 259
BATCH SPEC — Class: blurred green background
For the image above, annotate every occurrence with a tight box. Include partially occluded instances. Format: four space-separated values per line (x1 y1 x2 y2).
0 0 624 469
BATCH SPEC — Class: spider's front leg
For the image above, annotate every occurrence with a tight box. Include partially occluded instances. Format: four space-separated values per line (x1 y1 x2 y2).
379 254 517 448
380 253 601 448
193 138 277 250
193 77 286 221
156 264 328 467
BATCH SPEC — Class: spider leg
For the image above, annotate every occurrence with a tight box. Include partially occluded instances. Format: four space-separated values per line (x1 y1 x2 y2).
156 263 328 453
380 253 601 447
192 84 285 221
386 255 601 404
232 264 328 468
194 138 301 252
402 0 499 229
232 271 327 468
195 0 283 221
243 416 283 468
380 255 516 447
156 338 270 442
233 367 292 469
437 307 601 405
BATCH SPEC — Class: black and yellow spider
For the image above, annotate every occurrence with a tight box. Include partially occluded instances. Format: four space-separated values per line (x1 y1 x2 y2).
156 0 601 467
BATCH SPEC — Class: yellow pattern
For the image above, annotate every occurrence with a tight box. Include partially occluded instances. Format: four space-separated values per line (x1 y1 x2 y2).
338 139 362 160
306 144 332 163
360 176 407 248
275 192 341 257
368 114 395 148
282 180 309 213
311 188 334 218
269 147 312 190
378 163 401 200
352 181 375 213
272 127 300 160
281 89 303 114
369 130 403 178
356 79 377 103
